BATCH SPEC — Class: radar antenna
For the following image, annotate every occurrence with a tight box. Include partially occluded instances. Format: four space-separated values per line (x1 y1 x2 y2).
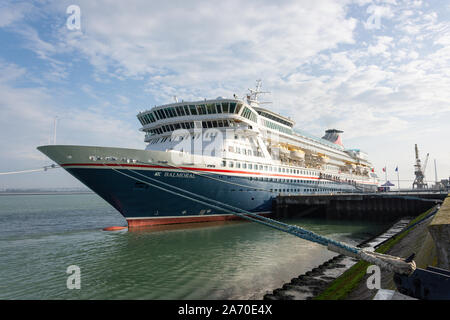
246 80 271 105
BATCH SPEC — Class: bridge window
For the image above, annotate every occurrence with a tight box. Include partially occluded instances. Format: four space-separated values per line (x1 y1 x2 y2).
197 104 207 115
206 104 216 114
222 102 229 113
229 102 236 113
156 110 164 119
216 103 222 113
176 106 185 116
189 105 197 115
235 103 242 114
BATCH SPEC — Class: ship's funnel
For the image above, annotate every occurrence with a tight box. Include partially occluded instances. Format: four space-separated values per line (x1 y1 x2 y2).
322 129 344 147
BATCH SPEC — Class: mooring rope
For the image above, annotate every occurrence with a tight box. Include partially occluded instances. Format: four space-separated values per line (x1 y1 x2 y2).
0 164 60 175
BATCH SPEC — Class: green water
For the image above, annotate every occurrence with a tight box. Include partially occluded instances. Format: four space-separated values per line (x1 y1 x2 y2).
0 194 389 299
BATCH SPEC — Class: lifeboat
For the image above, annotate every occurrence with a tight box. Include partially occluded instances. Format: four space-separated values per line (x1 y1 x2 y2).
270 144 290 157
317 153 330 164
290 148 305 160
320 155 330 163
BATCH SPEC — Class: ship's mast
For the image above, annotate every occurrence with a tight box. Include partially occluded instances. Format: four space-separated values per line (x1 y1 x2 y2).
246 80 271 107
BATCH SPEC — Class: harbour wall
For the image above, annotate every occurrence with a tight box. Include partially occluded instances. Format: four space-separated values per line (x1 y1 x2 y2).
428 196 450 269
273 193 447 222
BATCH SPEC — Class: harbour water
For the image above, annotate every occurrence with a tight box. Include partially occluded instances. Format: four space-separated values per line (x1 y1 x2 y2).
0 194 390 300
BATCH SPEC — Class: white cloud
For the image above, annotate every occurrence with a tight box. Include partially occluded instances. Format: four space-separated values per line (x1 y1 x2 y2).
0 61 144 188
1 0 450 186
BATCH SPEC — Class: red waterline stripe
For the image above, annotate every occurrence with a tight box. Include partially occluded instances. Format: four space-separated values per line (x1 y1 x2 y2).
126 213 271 228
61 163 377 185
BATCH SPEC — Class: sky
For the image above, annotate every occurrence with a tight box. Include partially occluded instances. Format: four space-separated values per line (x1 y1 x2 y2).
0 0 449 189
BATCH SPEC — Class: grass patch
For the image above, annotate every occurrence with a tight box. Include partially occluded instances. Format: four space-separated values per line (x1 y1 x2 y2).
314 207 435 300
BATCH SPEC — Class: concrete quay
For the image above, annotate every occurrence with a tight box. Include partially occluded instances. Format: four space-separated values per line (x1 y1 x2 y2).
273 191 447 222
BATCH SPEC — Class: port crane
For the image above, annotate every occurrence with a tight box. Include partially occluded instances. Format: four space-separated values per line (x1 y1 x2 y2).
412 144 429 189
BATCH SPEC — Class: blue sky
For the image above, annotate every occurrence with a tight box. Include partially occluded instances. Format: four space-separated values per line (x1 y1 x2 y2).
0 0 449 189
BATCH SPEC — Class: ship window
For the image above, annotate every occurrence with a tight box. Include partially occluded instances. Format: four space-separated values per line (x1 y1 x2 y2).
228 161 234 168
221 160 226 167
189 105 197 115
235 103 242 114
183 105 190 115
228 146 234 152
202 121 207 128
248 164 253 169
229 102 236 113
259 165 263 170
206 104 216 114
174 123 181 129
222 102 229 113
197 104 207 115
242 163 247 169
207 121 212 128
176 106 185 116
212 121 218 127
236 162 241 169
169 124 175 131
264 166 267 171
216 103 222 113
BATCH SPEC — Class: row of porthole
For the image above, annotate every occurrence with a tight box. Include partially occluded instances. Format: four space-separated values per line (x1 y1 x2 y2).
88 155 137 163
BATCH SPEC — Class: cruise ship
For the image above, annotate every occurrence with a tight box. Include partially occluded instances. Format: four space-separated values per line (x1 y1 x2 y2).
38 82 379 227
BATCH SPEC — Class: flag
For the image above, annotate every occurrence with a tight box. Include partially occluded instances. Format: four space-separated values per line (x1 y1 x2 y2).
395 166 398 172
382 167 386 172
371 168 374 173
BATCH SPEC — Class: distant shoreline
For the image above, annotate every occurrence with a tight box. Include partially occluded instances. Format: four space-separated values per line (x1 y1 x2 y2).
0 191 94 196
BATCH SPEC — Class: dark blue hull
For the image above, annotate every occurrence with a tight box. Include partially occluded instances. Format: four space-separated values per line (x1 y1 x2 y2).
65 166 360 226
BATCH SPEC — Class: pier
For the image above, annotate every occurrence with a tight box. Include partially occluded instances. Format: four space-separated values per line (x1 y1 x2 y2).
273 191 448 222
